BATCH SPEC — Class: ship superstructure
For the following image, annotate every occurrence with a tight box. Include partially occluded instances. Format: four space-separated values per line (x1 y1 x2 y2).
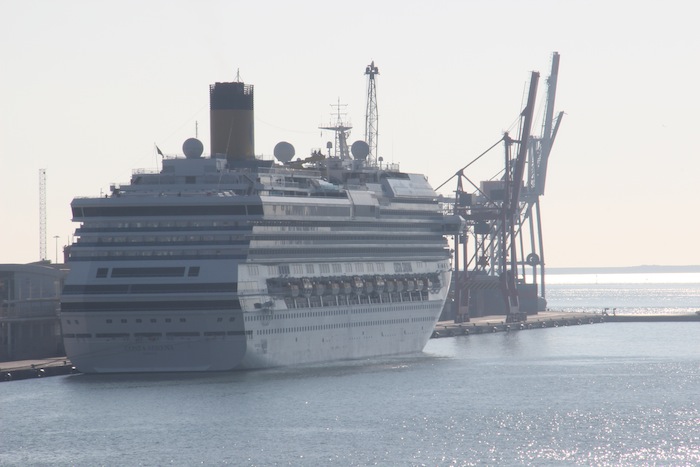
60 76 462 373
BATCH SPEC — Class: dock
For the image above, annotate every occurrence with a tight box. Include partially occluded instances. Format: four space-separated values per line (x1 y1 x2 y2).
431 310 700 338
603 312 700 322
1 358 77 382
431 311 604 338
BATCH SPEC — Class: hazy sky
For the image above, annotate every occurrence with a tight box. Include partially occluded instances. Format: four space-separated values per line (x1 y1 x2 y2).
2 0 699 267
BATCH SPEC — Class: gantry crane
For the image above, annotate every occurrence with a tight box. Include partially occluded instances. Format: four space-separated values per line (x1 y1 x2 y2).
440 53 563 322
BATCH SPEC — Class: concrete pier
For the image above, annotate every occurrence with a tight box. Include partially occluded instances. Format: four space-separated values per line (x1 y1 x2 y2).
603 312 700 322
1 358 77 382
432 311 605 338
431 310 700 338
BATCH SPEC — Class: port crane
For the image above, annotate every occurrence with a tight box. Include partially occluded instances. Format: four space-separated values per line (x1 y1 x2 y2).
440 53 563 322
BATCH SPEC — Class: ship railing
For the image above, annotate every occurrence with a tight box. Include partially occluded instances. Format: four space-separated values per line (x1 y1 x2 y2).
344 184 370 191
263 180 302 189
132 168 160 175
257 167 322 178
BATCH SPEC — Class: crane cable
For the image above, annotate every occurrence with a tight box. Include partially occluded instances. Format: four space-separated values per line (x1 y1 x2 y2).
434 136 505 192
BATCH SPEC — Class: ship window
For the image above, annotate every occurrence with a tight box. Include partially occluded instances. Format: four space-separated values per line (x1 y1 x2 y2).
112 267 185 278
180 318 186 322
165 318 172 323
96 268 109 278
320 264 330 274
402 262 413 272
121 319 127 323
305 264 315 274
229 317 234 321
366 263 374 273
188 267 200 277
332 263 342 273
292 265 303 275
136 319 142 323
344 263 353 273
186 176 196 184
106 319 112 324
217 317 223 322
248 265 259 276
355 263 364 273
394 262 403 273
247 204 263 215
279 265 290 275
151 318 157 323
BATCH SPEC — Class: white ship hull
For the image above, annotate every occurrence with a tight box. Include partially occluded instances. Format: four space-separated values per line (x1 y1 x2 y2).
62 273 449 372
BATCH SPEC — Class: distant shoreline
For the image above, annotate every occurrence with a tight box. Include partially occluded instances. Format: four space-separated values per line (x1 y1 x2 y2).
547 265 700 274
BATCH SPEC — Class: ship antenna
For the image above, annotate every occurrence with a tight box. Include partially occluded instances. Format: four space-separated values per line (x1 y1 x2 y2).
318 98 352 159
364 61 379 165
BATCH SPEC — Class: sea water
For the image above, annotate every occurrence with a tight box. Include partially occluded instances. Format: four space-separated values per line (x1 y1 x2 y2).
1 273 699 466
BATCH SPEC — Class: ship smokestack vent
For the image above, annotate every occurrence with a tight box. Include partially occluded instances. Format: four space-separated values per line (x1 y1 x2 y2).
209 81 255 163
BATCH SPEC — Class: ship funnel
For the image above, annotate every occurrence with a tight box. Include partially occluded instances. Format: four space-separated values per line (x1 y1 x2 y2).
209 81 255 163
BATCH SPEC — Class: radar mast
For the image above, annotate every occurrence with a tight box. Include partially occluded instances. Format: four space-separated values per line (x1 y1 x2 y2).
319 99 352 159
364 61 379 165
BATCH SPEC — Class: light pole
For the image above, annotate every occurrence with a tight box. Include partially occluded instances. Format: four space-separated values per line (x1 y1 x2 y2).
54 235 60 264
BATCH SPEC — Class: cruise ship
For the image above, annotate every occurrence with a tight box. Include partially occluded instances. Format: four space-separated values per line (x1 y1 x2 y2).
60 79 463 372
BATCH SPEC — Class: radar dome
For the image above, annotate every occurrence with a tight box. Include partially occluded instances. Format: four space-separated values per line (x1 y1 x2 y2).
274 141 295 163
351 140 370 160
182 138 204 159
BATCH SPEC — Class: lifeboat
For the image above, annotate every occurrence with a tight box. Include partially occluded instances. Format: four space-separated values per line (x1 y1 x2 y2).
364 279 374 294
395 280 405 293
352 276 364 293
405 279 415 292
415 278 424 292
301 278 313 297
289 282 300 298
374 276 385 294
341 281 352 294
314 282 325 296
330 282 340 295
425 278 433 291
385 279 396 293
